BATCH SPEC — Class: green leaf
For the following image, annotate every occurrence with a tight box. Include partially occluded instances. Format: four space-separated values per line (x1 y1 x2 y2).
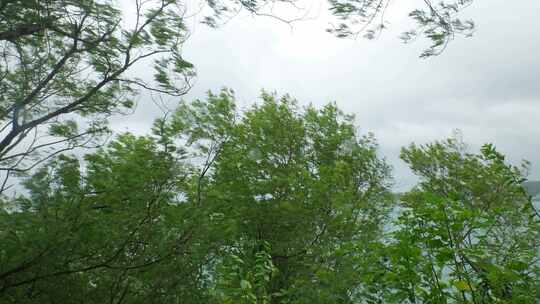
240 279 252 290
452 280 471 291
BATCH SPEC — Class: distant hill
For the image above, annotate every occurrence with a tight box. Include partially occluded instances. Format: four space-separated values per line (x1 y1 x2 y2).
523 180 540 198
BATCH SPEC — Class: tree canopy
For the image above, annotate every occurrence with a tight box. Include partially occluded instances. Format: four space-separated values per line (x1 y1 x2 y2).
1 91 538 303
3 1 536 303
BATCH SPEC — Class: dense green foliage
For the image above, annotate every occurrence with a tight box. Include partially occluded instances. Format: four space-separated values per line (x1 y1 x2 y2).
370 140 540 303
1 91 538 303
2 2 536 303
1 91 393 302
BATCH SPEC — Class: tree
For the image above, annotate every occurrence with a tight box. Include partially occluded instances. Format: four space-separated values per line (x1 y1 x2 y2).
0 0 475 192
157 90 393 303
4 90 538 303
366 136 540 303
0 134 212 303
1 89 393 302
0 0 195 192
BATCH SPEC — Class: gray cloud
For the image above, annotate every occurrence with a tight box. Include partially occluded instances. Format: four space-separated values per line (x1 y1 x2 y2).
112 0 540 190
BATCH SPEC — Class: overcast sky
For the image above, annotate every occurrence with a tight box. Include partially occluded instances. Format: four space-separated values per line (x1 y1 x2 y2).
112 0 540 190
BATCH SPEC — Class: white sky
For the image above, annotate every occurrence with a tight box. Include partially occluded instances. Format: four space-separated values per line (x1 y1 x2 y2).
112 0 540 190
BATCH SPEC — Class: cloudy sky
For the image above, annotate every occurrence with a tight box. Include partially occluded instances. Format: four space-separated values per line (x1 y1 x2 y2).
113 0 540 190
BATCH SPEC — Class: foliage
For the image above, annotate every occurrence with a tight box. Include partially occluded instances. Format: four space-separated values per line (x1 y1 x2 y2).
0 134 209 303
212 241 278 304
3 91 537 303
158 90 393 303
0 0 195 192
0 90 394 303
366 137 540 303
327 0 475 57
